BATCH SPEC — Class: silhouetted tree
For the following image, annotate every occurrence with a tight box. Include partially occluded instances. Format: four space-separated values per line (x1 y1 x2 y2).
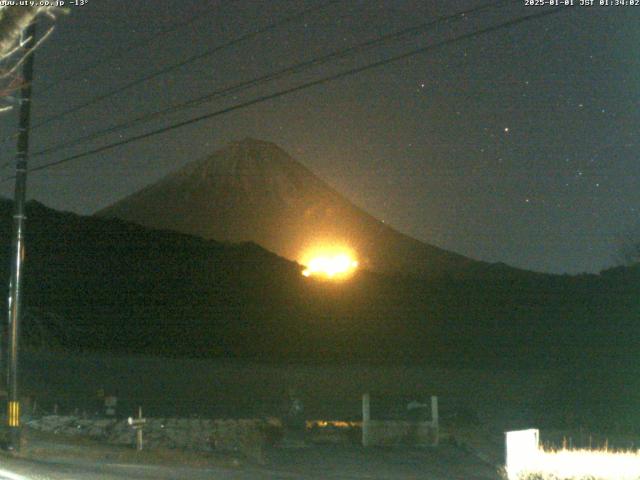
0 6 64 113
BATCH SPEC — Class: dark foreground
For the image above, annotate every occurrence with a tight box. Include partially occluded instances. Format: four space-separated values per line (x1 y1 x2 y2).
6 349 637 479
0 430 501 480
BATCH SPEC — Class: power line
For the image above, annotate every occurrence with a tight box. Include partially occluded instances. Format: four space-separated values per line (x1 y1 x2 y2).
22 7 569 177
30 0 510 160
34 0 339 128
4 6 568 181
0 3 232 151
7 0 340 138
38 1 232 92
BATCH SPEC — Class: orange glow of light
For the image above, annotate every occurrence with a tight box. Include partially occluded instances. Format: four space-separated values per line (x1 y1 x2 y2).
301 250 359 279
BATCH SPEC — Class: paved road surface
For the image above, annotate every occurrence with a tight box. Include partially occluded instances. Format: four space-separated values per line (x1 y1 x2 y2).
0 444 500 480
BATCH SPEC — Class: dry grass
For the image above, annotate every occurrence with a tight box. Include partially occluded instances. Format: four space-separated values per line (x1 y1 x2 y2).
17 427 244 469
508 446 640 480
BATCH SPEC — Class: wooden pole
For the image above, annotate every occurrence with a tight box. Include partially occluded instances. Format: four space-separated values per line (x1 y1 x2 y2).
362 393 370 447
431 395 439 446
136 406 143 451
6 20 37 452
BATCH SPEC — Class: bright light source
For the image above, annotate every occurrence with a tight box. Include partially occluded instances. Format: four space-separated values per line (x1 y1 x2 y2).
505 429 541 479
504 428 640 480
526 448 640 480
300 250 358 279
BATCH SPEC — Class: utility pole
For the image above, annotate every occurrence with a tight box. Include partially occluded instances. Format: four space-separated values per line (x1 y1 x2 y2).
6 20 37 452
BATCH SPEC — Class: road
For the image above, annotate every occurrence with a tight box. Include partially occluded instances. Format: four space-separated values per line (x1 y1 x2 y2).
0 444 500 480
0 456 286 480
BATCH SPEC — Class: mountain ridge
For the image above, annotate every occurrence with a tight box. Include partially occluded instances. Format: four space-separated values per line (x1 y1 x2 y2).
1 198 638 367
98 138 504 278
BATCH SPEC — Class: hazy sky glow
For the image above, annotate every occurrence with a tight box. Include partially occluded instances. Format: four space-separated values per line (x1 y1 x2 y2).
1 0 638 274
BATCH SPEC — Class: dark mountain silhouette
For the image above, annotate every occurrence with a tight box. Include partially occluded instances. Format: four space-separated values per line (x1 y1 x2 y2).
1 199 638 369
98 138 509 278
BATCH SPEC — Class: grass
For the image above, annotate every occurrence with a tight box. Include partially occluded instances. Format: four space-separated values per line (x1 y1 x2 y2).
15 427 245 469
507 446 640 480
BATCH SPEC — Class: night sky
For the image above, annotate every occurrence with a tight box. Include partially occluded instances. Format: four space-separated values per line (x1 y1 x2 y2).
0 0 638 275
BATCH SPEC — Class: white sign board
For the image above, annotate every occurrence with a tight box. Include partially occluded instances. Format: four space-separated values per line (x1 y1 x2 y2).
505 428 540 479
